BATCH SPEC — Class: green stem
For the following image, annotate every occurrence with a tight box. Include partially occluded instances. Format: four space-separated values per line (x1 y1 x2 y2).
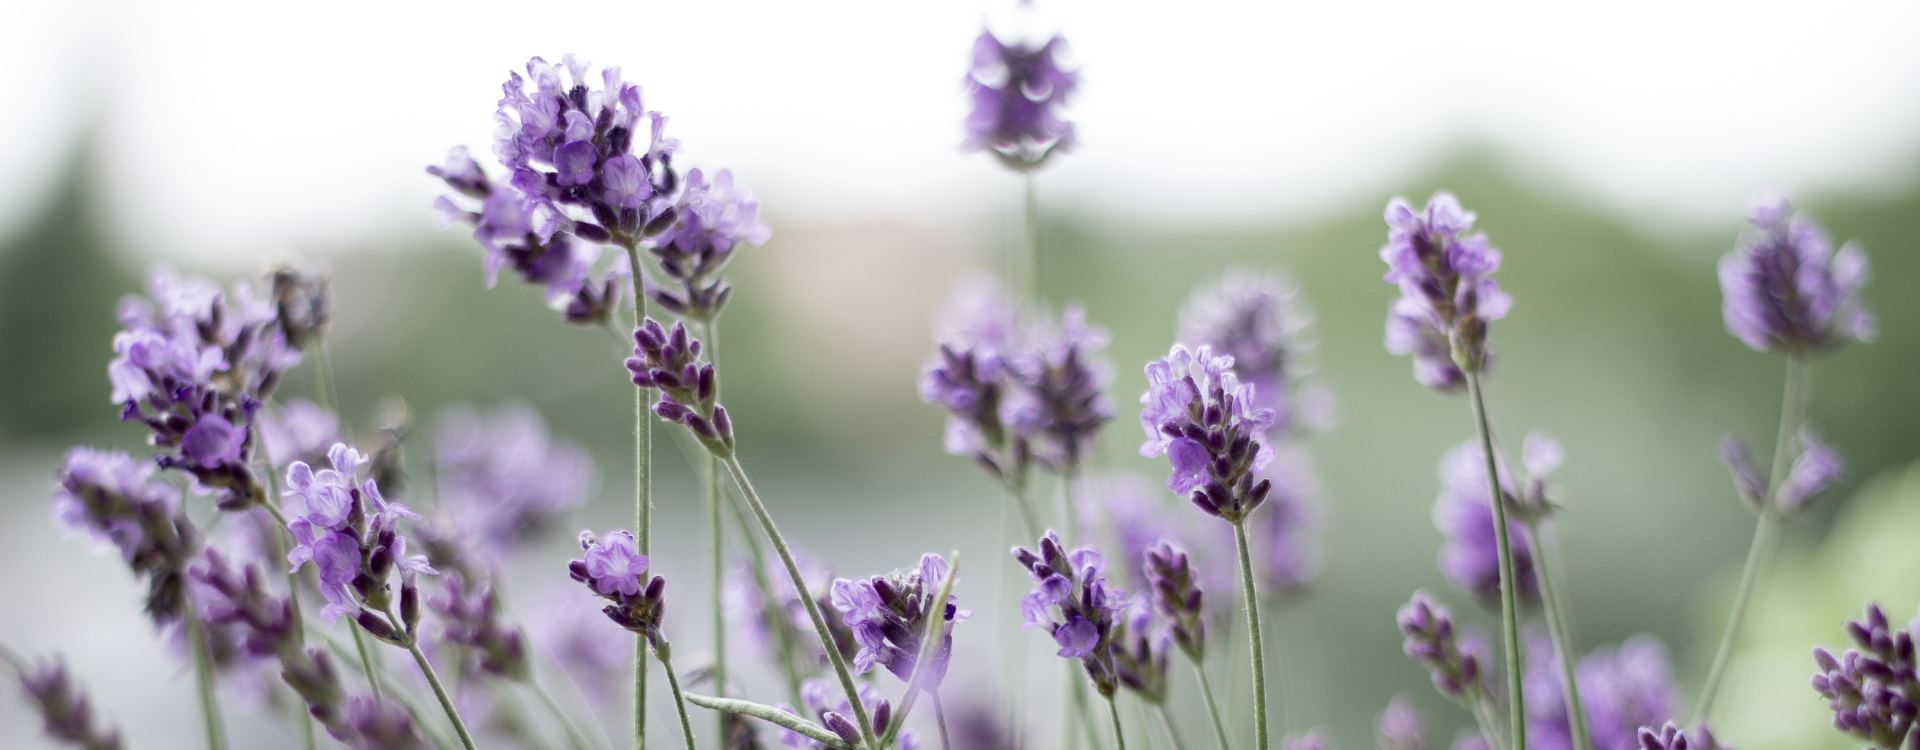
1023 172 1041 303
1465 370 1525 750
705 320 731 743
1106 695 1128 750
351 625 382 701
1469 698 1509 750
935 693 954 750
654 644 701 750
1071 679 1099 750
1156 704 1189 750
626 245 655 750
1004 481 1043 541
684 694 852 750
1528 522 1589 750
187 607 230 750
722 453 878 750
1190 661 1232 750
1231 521 1270 750
533 679 602 750
403 632 478 750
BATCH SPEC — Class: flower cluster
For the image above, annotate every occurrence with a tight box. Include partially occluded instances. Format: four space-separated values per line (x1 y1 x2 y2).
728 548 859 680
1378 193 1510 391
430 572 531 682
1139 345 1276 523
110 267 305 508
1143 541 1208 662
9 655 123 750
1525 634 1679 750
963 29 1078 170
257 399 341 471
1110 598 1172 705
1397 591 1488 703
569 530 668 647
55 448 196 624
829 553 968 689
431 404 596 557
645 167 772 322
627 318 734 456
1013 532 1130 696
999 306 1113 471
1718 195 1874 355
1719 428 1843 514
778 680 917 750
1811 603 1918 750
1375 697 1427 750
1178 270 1319 432
283 444 437 627
1433 441 1538 608
1634 722 1728 750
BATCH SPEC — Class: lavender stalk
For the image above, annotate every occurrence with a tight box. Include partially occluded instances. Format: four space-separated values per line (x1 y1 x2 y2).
706 321 730 743
1193 664 1232 750
1231 522 1271 750
1464 370 1525 750
185 607 230 750
627 244 656 750
1106 695 1129 750
394 608 478 750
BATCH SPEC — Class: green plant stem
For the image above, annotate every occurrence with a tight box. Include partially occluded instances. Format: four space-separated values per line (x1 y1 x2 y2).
260 489 319 750
1106 695 1128 750
684 694 851 750
532 679 602 750
351 625 382 700
1694 355 1810 723
722 453 878 750
1191 661 1232 750
935 693 954 750
1465 370 1525 750
1004 481 1043 541
705 320 730 743
1071 680 1099 750
1528 522 1589 750
1230 521 1271 750
1023 172 1041 303
653 644 700 750
1156 704 1188 750
625 244 656 750
186 607 230 750
1469 698 1509 750
401 628 478 750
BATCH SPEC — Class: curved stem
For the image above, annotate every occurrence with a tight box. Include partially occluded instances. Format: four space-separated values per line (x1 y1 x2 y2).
654 645 700 750
1693 355 1809 724
186 607 231 750
722 453 878 750
350 625 382 701
403 633 477 750
1190 661 1232 750
1465 370 1525 750
1231 521 1271 750
1106 695 1128 750
1528 522 1589 750
1156 704 1189 750
625 244 656 750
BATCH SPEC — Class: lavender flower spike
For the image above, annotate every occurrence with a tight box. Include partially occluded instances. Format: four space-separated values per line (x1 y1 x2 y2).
1377 697 1429 750
1398 591 1487 703
921 277 1030 490
1811 602 1918 750
964 29 1078 171
1179 270 1317 433
1001 306 1114 472
647 167 772 322
570 530 668 645
828 553 970 690
1139 345 1277 523
5 654 124 750
1379 193 1510 391
1718 194 1874 355
283 443 437 627
1434 441 1538 609
1777 428 1844 513
1144 541 1208 663
55 447 197 625
1012 531 1130 697
627 318 735 456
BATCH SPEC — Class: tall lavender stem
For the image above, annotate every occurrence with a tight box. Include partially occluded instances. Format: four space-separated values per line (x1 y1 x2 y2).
625 244 656 750
1231 521 1271 750
1157 703 1190 750
1694 354 1809 722
401 625 478 750
652 642 700 750
721 454 877 750
1464 370 1524 750
1192 663 1232 750
705 321 730 743
1526 522 1589 750
1106 695 1129 750
1024 173 1041 303
185 606 229 750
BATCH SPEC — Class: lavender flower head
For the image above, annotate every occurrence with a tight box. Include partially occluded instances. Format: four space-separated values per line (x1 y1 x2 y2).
432 404 596 556
921 277 1028 487
283 444 437 627
1811 602 1918 750
8 654 124 750
964 28 1078 170
1433 441 1537 608
727 547 859 678
430 571 531 682
1634 723 1729 750
779 679 918 750
1718 194 1873 355
1377 696 1429 750
1379 193 1510 391
1144 540 1208 663
1179 270 1320 433
829 553 969 690
569 530 669 647
258 399 340 470
1012 531 1131 697
1398 591 1488 703
1000 305 1113 471
55 447 197 624
627 318 734 456
1525 633 1679 750
1139 345 1277 523
647 166 772 322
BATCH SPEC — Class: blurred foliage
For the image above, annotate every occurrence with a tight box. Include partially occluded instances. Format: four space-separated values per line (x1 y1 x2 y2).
0 142 1915 749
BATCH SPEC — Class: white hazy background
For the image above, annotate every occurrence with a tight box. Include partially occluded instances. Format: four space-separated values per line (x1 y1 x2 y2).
4 0 1920 265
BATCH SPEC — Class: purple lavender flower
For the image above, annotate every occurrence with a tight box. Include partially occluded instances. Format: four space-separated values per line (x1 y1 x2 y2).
344 696 430 750
430 571 531 681
525 589 632 708
1000 306 1113 471
55 447 197 624
963 29 1078 170
1377 696 1429 750
1283 730 1328 750
627 318 734 455
1013 531 1131 697
921 277 1028 487
829 553 969 690
1433 442 1538 608
1525 633 1679 750
283 444 436 627
727 548 858 679
258 399 340 470
1139 345 1277 523
1717 435 1766 510
1111 596 1171 704
1778 428 1843 513
1378 193 1510 391
431 404 596 558
569 530 669 647
1144 541 1208 663
7 654 124 750
1633 722 1730 750
1718 194 1874 355
1398 591 1488 703
1811 603 1918 750
646 167 772 322
1179 270 1317 432
779 679 914 750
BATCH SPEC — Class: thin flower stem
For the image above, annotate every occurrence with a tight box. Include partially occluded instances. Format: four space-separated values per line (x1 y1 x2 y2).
654 644 700 750
1004 482 1043 541
935 693 954 750
401 628 478 750
1156 704 1189 750
1469 698 1508 750
1061 464 1081 544
722 453 878 750
260 479 319 750
625 244 656 750
1231 521 1271 750
1190 661 1232 750
314 632 455 750
705 320 730 743
532 679 603 750
350 625 382 701
1106 695 1128 750
186 607 231 750
1694 350 1810 723
1023 172 1042 303
1464 370 1525 750
1528 521 1590 750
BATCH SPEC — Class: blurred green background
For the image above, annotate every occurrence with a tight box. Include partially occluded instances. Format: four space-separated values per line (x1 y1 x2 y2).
1 138 1915 750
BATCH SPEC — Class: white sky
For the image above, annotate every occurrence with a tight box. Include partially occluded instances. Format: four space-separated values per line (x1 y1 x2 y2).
3 0 1920 264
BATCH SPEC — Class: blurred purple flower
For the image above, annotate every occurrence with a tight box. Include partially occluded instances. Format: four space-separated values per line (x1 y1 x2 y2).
1718 194 1873 355
1525 633 1679 750
1433 442 1537 608
258 399 340 470
1001 306 1112 471
1179 270 1320 433
1398 590 1488 702
1778 428 1844 513
55 447 196 624
964 30 1077 170
432 404 596 559
1377 696 1429 750
10 654 124 750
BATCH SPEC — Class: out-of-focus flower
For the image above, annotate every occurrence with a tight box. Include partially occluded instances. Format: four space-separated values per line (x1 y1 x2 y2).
1718 194 1873 355
964 30 1077 170
1811 603 1917 750
1179 270 1318 433
1001 306 1112 471
55 447 196 624
1433 442 1537 608
9 654 124 750
1525 633 1679 750
1378 193 1509 391
1377 696 1429 750
431 404 596 560
258 399 340 470
1398 591 1488 703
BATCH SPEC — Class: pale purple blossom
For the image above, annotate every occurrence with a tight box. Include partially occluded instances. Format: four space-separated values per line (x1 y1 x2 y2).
432 404 596 557
284 444 434 625
964 29 1078 170
1000 306 1113 471
1525 633 1679 750
1377 696 1429 750
1013 531 1130 697
1179 270 1318 432
1378 193 1509 391
1718 194 1873 355
921 277 1026 486
645 167 773 322
1778 428 1844 513
569 530 668 646
829 553 969 689
1433 441 1537 608
10 654 124 750
258 399 340 470
1139 345 1277 523
55 448 195 624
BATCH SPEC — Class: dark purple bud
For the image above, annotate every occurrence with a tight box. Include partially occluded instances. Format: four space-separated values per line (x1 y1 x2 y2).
823 712 861 745
697 364 716 401
871 701 891 735
400 578 420 630
655 401 691 422
356 610 401 643
1190 490 1220 516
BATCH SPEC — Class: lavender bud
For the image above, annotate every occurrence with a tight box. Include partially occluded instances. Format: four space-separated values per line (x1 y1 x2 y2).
356 610 402 644
823 712 862 745
1718 434 1766 510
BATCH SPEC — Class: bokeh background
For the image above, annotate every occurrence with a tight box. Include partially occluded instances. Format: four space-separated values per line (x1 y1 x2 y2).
3 1 1920 749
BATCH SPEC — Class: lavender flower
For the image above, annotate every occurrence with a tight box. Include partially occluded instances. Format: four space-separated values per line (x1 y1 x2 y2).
646 167 772 322
525 590 632 708
778 679 915 750
921 278 1028 487
1433 442 1538 608
258 399 340 470
344 696 430 750
1718 195 1873 355
1719 428 1844 514
430 571 531 681
55 447 197 624
1013 531 1130 697
283 444 437 627
1378 193 1510 391
1398 591 1487 703
1139 345 1277 523
1179 270 1317 432
1144 541 1208 663
627 318 734 456
1377 696 1428 750
1111 597 1171 704
949 702 1018 750
829 553 969 689
1525 633 1679 750
269 265 330 351
1633 723 1729 750
1811 603 1918 750
7 654 123 750
431 404 596 558
569 530 668 647
1717 435 1766 510
729 549 856 678
963 29 1078 170
1001 306 1113 471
